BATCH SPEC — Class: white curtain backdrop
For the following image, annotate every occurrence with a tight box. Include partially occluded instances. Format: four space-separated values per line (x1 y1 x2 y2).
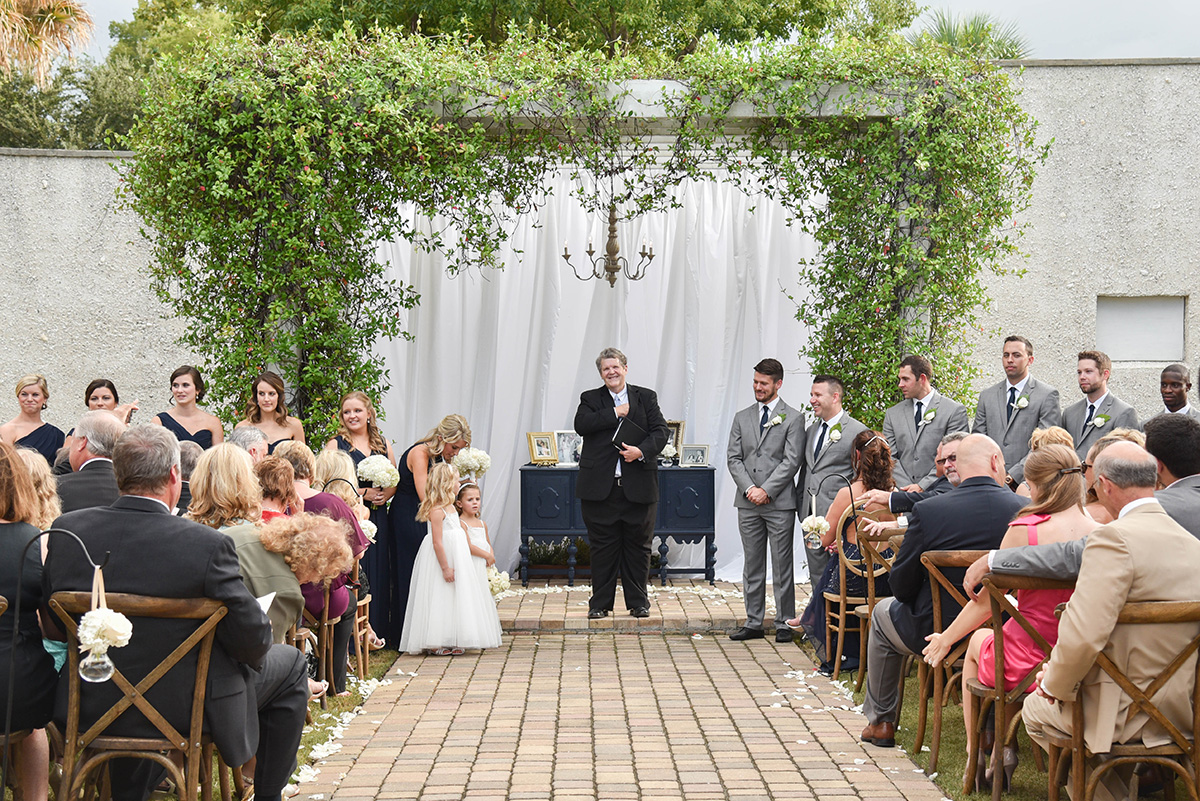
375 172 821 581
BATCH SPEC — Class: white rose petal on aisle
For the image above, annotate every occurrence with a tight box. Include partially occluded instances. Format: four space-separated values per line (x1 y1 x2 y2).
452 447 492 480
357 454 399 489
487 565 510 598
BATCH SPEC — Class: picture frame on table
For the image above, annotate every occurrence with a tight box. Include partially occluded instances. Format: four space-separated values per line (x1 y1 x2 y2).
554 430 583 466
681 444 709 467
527 432 558 465
665 420 685 455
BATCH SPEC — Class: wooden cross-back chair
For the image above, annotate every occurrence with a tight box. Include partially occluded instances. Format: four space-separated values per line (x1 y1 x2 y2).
915 550 989 774
48 591 240 801
351 561 371 681
822 503 893 676
300 580 338 709
965 573 1074 799
853 524 905 692
1046 600 1200 801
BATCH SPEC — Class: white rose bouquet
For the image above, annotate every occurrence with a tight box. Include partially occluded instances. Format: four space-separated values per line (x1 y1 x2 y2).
660 443 677 462
487 565 510 598
78 607 133 655
452 447 492 480
359 519 378 542
357 455 399 490
800 515 830 549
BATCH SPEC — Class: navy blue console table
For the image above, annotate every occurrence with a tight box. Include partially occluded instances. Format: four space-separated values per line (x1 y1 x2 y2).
518 464 716 586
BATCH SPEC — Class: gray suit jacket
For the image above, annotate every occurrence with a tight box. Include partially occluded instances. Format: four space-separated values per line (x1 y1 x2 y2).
797 413 868 517
973 375 1061 485
1155 475 1200 540
727 399 804 511
1062 393 1140 461
883 392 969 489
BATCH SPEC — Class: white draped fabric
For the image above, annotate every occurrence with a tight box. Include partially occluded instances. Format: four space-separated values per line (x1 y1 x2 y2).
375 172 821 581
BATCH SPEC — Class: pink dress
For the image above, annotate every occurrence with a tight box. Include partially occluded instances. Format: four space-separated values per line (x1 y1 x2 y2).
977 514 1076 692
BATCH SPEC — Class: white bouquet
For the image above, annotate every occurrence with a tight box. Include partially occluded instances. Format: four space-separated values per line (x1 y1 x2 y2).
661 443 677 461
452 447 492 480
78 607 133 655
359 519 378 543
800 514 830 549
487 565 510 598
357 454 399 489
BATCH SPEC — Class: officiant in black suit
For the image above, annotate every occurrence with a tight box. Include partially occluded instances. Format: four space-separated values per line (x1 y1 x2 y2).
574 347 670 620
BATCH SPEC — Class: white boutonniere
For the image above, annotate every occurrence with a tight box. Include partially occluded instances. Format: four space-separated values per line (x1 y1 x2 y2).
828 423 843 443
768 413 786 428
918 408 937 427
1093 414 1110 428
1014 395 1030 410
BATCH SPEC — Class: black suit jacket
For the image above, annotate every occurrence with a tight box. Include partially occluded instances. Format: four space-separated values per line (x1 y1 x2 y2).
43 496 273 766
56 459 119 514
890 475 953 513
574 384 670 505
887 476 1024 653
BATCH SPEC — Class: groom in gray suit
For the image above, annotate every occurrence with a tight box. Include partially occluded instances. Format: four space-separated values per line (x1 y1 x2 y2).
1062 350 1139 461
727 359 805 642
972 335 1061 486
797 375 867 582
882 355 969 490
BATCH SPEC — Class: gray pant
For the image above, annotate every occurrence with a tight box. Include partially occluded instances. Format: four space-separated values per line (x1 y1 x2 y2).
862 597 919 726
738 508 796 629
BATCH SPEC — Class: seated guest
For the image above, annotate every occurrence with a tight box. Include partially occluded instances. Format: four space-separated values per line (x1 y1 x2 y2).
44 425 306 801
176 441 202 515
314 449 369 523
859 432 965 515
787 430 896 674
922 445 1095 790
185 444 261 530
1 374 65 466
254 456 300 522
1081 428 1144 525
228 425 269 465
0 441 58 801
56 410 126 513
860 434 1024 748
1014 426 1074 497
151 365 224 448
54 379 139 474
1020 443 1200 801
17 448 61 531
1143 413 1200 539
236 372 306 453
274 442 369 697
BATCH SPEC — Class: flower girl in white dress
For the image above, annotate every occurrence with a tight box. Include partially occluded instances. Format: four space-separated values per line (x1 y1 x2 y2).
456 480 499 576
399 463 502 655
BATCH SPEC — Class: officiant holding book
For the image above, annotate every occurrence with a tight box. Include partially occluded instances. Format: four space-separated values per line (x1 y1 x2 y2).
575 347 670 620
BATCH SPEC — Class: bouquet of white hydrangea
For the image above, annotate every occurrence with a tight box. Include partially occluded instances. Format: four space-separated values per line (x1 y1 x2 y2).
800 514 830 549
660 443 677 461
78 607 133 655
486 565 510 598
452 447 492 480
359 519 378 542
357 454 399 490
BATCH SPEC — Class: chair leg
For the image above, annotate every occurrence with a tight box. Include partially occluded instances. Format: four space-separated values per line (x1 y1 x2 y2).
930 663 946 773
964 693 981 796
897 655 913 715
1047 746 1061 801
832 606 847 676
914 661 930 752
855 615 870 692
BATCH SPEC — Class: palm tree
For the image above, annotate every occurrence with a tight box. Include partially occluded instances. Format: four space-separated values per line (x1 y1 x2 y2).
1 0 94 87
907 8 1031 60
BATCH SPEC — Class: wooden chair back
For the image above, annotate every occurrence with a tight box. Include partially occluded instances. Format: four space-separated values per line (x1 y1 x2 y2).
351 561 372 681
820 503 892 675
301 580 337 709
48 592 227 801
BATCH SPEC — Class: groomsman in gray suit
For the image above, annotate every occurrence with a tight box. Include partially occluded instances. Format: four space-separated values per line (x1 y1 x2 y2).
882 355 969 490
797 375 867 582
726 359 805 642
1158 364 1200 421
1144 413 1200 539
972 335 1061 486
1062 350 1139 461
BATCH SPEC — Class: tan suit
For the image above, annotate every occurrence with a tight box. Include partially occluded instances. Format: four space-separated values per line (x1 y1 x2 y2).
1024 503 1200 767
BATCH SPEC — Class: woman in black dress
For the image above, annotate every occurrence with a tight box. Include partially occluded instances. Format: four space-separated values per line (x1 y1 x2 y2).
0 440 59 801
387 414 471 640
152 365 224 448
0 374 64 466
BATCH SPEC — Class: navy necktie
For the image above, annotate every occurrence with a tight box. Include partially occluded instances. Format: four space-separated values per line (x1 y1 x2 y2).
760 405 770 429
1007 387 1017 421
1083 403 1095 437
813 422 828 460
914 400 923 427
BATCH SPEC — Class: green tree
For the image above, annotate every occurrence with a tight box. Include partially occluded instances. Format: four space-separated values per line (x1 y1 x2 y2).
0 69 69 146
108 0 232 67
64 55 144 148
907 8 1031 60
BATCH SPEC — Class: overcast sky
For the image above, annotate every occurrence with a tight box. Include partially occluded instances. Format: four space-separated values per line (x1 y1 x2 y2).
80 0 1200 61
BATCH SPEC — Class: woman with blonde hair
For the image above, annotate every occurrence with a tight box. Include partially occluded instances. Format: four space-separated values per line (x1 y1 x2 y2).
386 414 471 643
1 374 65 465
923 444 1095 791
1081 427 1145 524
0 441 58 801
186 444 262 529
1015 426 1075 497
16 447 61 531
314 449 368 521
235 371 306 452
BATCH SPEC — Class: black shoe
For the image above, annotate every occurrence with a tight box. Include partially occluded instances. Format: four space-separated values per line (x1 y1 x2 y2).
775 629 794 643
729 627 765 641
588 609 609 619
630 607 650 618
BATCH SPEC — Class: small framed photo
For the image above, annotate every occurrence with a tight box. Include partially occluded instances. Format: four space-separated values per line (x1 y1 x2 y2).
681 444 709 467
554 430 583 466
527 432 558 465
665 420 685 455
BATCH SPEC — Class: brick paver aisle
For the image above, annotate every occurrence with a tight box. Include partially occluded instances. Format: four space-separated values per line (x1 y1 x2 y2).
306 631 947 800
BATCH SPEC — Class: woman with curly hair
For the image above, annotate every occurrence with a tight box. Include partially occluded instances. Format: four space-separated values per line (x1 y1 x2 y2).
185 444 261 530
787 429 897 675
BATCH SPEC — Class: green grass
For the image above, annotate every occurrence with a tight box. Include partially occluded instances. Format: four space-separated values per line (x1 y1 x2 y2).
296 648 399 773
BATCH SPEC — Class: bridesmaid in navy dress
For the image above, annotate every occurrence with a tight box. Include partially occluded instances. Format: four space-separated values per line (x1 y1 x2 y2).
151 365 224 448
325 391 398 643
387 414 471 641
235 371 306 453
0 374 65 466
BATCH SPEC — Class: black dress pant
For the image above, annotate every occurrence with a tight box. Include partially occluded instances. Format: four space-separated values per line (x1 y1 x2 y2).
581 480 655 612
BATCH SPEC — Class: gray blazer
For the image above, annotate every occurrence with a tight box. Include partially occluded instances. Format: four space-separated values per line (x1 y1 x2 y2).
973 375 1061 484
727 399 804 511
882 392 969 489
1156 475 1200 540
1062 393 1140 461
797 413 868 517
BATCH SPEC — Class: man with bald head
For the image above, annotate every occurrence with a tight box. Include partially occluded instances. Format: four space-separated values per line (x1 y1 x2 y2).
860 435 1024 747
1014 442 1200 801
